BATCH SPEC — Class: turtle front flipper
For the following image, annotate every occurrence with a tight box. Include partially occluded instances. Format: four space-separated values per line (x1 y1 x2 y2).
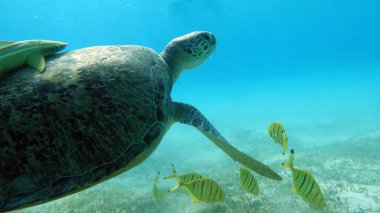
171 102 282 181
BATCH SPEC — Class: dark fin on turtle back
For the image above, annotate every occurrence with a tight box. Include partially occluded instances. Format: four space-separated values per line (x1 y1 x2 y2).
171 102 282 181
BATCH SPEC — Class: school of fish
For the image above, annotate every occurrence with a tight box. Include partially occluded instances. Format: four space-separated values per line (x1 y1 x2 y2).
271 122 325 210
151 122 325 210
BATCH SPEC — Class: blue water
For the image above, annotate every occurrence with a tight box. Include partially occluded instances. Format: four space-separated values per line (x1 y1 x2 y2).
1 0 380 212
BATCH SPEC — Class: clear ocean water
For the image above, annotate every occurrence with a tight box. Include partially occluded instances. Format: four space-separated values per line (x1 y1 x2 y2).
1 0 380 212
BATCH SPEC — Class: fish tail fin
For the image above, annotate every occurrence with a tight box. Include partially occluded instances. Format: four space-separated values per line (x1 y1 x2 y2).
165 164 185 192
164 163 177 179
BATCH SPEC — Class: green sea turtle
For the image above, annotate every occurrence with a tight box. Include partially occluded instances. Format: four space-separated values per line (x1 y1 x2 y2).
0 31 281 211
0 40 68 75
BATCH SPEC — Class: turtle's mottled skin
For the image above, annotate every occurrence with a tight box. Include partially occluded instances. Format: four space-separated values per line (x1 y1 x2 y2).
0 32 281 211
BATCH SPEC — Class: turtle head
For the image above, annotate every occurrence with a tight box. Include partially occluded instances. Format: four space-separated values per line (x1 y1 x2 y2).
161 31 216 82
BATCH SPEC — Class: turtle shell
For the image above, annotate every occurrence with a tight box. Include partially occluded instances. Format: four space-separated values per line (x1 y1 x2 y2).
0 46 172 211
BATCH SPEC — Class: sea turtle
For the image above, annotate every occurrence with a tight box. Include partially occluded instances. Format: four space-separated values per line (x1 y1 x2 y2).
0 31 281 211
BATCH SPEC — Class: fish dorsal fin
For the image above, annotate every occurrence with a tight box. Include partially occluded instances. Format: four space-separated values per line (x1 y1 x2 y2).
27 53 46 72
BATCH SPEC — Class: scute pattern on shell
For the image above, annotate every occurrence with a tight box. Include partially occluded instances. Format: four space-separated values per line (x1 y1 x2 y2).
0 46 171 211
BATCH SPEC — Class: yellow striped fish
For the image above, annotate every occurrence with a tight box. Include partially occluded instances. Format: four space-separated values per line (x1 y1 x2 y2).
268 122 288 154
164 164 203 191
239 167 259 196
183 178 224 203
283 149 326 209
164 164 223 203
152 172 166 201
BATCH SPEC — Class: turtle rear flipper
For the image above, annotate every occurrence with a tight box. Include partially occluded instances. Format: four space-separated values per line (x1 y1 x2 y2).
171 102 282 181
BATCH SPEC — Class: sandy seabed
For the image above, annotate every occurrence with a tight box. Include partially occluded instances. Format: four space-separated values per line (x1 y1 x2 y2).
14 126 380 213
